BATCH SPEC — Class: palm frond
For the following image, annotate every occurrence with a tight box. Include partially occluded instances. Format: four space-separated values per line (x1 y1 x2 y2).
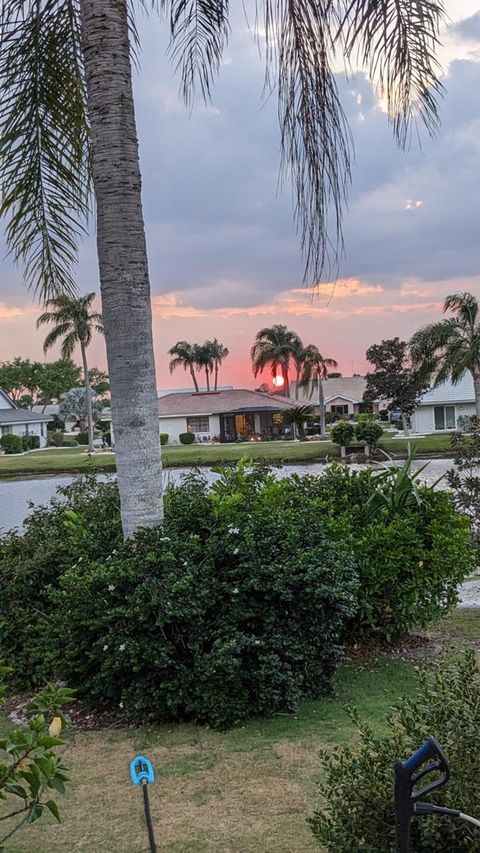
444 292 479 328
42 322 72 353
61 329 78 359
262 0 352 283
164 0 229 106
0 0 90 298
339 0 445 147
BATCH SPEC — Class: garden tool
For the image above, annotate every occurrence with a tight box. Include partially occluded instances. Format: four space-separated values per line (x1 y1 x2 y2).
130 755 157 853
394 736 480 852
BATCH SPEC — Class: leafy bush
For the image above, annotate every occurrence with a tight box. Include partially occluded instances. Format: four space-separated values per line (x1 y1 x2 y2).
179 431 195 445
76 431 89 445
160 433 169 446
0 434 24 454
0 476 122 685
0 671 73 847
284 462 475 641
330 420 355 447
447 418 480 552
354 418 383 448
62 438 79 447
310 650 480 852
48 431 64 447
21 434 40 451
0 468 356 727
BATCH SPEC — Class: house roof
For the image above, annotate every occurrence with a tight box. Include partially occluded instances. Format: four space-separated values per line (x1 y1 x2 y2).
295 376 368 405
158 389 297 417
0 409 52 425
417 373 475 406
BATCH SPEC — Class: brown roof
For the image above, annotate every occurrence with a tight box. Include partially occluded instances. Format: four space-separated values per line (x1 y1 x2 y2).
158 389 297 417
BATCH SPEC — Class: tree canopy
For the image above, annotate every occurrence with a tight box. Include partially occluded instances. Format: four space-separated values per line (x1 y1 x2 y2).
0 357 82 409
364 338 425 418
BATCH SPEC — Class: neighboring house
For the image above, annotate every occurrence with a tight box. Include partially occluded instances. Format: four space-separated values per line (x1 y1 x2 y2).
32 403 76 432
411 374 476 434
293 376 379 417
0 389 51 447
158 389 297 443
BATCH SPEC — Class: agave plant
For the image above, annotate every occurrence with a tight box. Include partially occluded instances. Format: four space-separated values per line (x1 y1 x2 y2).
366 448 444 521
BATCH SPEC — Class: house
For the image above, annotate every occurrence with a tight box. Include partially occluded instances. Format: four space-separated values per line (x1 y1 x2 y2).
0 389 51 448
292 376 379 418
411 374 476 434
158 389 297 443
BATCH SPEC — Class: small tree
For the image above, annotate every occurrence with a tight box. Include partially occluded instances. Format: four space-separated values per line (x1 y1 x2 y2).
331 420 355 448
355 419 383 450
58 387 103 433
282 405 315 439
447 417 480 553
364 338 426 435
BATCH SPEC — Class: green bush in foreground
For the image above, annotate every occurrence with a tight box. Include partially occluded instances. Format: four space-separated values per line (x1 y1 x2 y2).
0 672 73 849
310 650 480 852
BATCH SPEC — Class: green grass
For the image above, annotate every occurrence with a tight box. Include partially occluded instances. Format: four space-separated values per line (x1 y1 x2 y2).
0 433 454 478
2 610 477 851
2 657 417 853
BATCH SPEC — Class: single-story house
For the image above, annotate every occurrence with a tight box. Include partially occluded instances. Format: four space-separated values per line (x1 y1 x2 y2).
0 389 51 447
293 376 379 417
158 389 297 443
411 374 476 434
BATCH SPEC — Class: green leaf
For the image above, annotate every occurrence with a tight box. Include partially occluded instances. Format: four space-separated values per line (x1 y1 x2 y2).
37 735 64 748
45 799 61 823
4 784 28 799
27 803 43 823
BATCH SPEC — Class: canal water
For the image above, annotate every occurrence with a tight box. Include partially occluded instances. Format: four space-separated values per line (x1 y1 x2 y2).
0 458 454 534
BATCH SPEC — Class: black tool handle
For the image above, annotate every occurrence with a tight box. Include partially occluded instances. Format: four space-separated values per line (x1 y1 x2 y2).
142 782 157 853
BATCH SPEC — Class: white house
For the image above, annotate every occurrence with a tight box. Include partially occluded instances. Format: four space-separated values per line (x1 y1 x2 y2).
158 389 297 443
411 374 476 434
0 389 51 448
292 376 380 417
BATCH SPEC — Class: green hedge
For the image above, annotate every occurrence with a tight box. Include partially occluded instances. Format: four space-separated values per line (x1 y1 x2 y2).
0 462 475 727
0 434 23 454
160 433 169 446
179 431 195 444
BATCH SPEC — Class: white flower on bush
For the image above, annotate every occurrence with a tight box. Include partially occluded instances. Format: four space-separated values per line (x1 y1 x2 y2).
159 536 171 543
119 643 126 652
108 584 115 592
233 547 239 555
231 587 239 595
103 644 109 651
228 525 240 535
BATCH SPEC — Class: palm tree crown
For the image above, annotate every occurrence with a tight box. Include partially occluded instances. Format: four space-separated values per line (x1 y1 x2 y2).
251 325 303 396
36 292 103 358
410 293 480 416
168 341 201 392
298 345 338 395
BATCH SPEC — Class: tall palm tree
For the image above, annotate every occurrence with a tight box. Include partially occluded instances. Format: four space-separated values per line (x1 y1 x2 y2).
195 343 214 392
37 293 103 452
0 0 445 537
205 339 229 391
298 345 338 439
251 325 303 397
169 341 200 392
410 292 480 417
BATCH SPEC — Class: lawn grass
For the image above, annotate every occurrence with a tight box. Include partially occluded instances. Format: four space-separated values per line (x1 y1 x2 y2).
3 610 478 851
0 433 454 478
3 657 418 853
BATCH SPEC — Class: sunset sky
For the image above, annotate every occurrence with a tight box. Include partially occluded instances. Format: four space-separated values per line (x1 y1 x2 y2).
1 0 480 389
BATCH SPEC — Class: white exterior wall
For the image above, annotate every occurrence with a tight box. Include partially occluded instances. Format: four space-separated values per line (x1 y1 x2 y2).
159 414 221 444
412 403 476 434
1 421 48 447
327 396 355 415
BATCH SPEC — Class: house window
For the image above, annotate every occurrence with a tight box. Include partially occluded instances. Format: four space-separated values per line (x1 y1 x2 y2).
1 425 12 436
186 416 210 433
331 404 349 416
434 405 456 430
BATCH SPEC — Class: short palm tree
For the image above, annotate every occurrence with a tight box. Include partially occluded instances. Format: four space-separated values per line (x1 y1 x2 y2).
0 0 445 536
298 345 338 439
206 339 229 391
251 325 303 397
37 293 103 452
410 293 480 416
169 341 200 392
282 405 316 439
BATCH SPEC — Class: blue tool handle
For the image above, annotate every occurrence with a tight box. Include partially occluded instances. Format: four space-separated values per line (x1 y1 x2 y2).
403 739 436 774
130 755 155 786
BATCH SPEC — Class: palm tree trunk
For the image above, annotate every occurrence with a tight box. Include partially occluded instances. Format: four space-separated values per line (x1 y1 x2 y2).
474 373 480 417
80 0 163 538
214 363 218 392
80 341 95 453
282 365 290 397
294 369 300 400
318 378 326 440
190 366 199 392
205 368 210 392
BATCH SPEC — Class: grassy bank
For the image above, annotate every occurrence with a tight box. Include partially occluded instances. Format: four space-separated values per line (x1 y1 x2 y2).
0 433 453 478
4 608 478 853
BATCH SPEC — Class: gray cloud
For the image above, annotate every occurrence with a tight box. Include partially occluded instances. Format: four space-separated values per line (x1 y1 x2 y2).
450 11 480 43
